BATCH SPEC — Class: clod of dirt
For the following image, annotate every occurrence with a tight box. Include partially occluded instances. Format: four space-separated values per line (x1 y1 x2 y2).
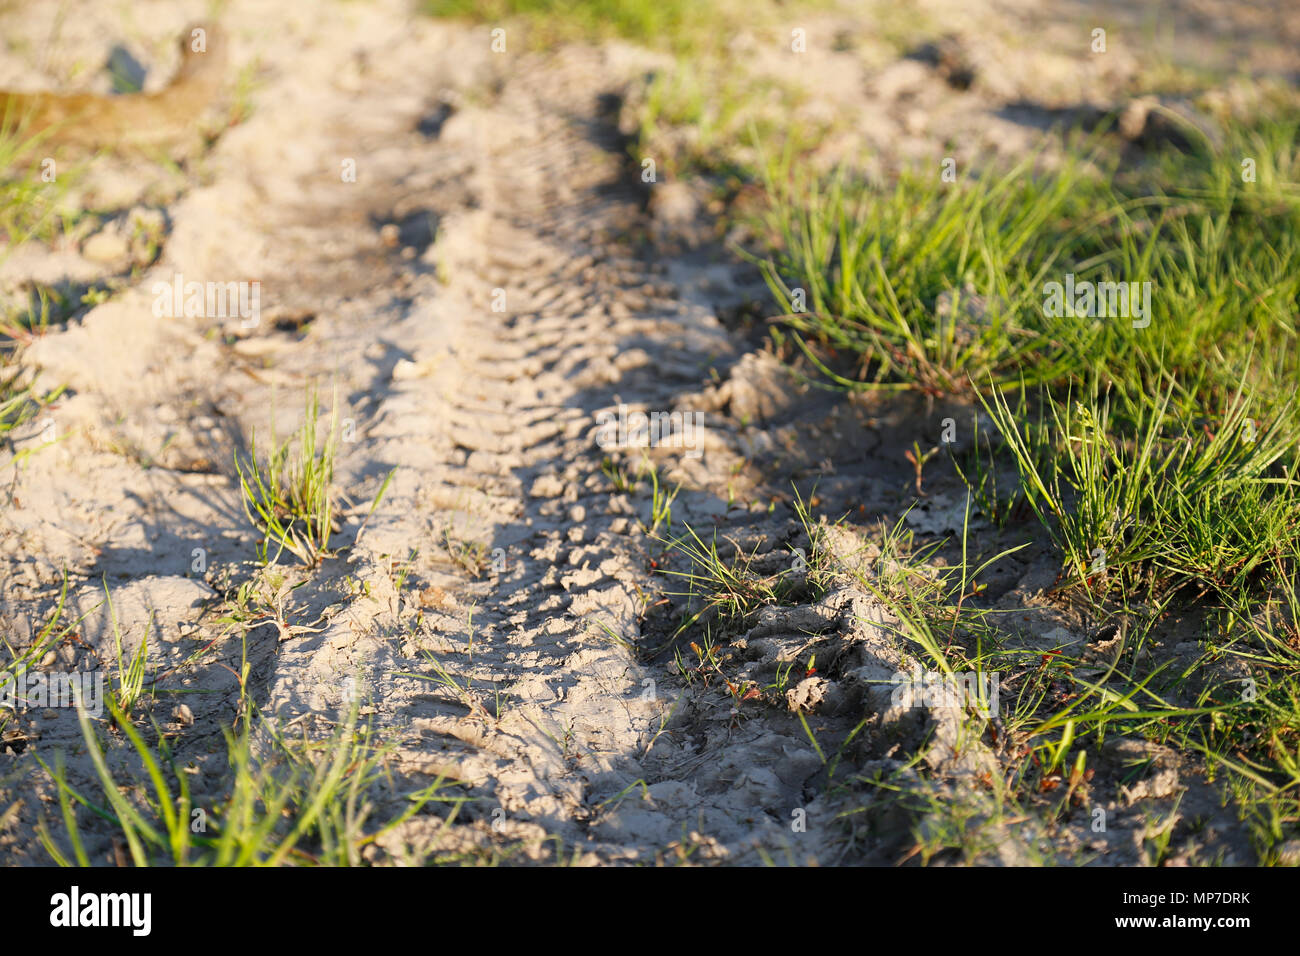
1120 767 1183 807
416 98 456 138
786 675 830 712
1117 96 1221 151
907 36 977 91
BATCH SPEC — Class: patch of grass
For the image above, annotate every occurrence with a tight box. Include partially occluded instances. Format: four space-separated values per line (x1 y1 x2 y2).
983 378 1300 600
660 489 832 638
0 575 83 693
421 0 749 54
226 58 263 130
662 527 797 635
641 461 679 537
0 364 35 437
38 698 466 866
0 360 65 456
632 64 815 182
2 284 68 343
612 31 1300 856
753 142 1113 393
0 112 75 249
1 292 67 439
754 110 1300 410
400 647 497 721
1160 569 1300 857
600 455 639 494
601 454 679 536
749 110 1300 856
235 387 339 568
103 582 152 717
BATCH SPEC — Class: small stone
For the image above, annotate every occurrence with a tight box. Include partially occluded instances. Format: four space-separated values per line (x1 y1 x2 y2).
173 704 195 726
81 230 130 266
648 181 698 226
530 474 565 498
392 358 424 380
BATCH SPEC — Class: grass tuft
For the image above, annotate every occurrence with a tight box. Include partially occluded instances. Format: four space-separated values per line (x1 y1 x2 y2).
39 697 465 866
235 387 339 567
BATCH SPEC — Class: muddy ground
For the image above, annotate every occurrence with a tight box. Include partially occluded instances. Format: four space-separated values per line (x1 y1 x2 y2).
2 0 1298 865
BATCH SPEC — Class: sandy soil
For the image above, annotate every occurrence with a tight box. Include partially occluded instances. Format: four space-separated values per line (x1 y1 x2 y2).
2 0 1298 865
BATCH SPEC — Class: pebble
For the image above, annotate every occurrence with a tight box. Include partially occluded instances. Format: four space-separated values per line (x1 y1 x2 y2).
530 474 565 498
81 230 130 266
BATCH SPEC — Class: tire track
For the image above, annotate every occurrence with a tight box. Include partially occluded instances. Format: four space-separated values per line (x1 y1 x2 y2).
196 44 745 861
325 52 745 858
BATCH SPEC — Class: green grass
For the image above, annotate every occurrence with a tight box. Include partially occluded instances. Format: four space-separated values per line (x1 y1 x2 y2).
633 64 816 182
1 114 82 443
0 363 35 436
440 527 491 578
600 455 639 494
660 490 830 638
235 387 340 567
641 461 679 537
599 454 679 536
754 142 1109 393
103 582 151 717
748 108 1300 856
609 39 1300 858
421 0 747 54
39 697 466 866
235 386 395 568
0 575 83 693
982 378 1300 600
0 110 73 250
754 112 1300 409
0 350 65 448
